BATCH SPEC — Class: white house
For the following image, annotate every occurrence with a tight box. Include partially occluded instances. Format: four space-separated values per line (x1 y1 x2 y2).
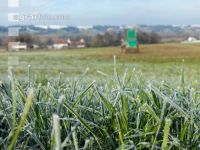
76 38 86 48
47 45 54 49
182 37 200 44
8 42 27 51
188 37 197 42
53 43 69 49
32 44 39 49
53 39 69 49
67 38 72 45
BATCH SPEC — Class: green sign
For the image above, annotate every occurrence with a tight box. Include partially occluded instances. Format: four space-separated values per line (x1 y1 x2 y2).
127 29 137 39
126 29 138 48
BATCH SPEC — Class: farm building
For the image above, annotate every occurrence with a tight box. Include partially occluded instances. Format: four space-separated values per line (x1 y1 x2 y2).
188 37 197 42
182 37 200 44
8 42 27 51
76 38 86 48
67 38 72 45
53 39 69 49
52 38 86 49
31 44 40 49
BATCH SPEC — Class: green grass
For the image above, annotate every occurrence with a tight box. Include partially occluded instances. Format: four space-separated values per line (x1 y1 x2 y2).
1 43 200 81
0 55 200 149
0 43 200 149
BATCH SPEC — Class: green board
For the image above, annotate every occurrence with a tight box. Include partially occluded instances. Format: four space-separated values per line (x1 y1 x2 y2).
127 40 137 47
127 29 137 39
126 29 138 48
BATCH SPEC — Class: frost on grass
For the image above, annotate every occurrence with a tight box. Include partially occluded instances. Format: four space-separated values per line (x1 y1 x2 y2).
0 70 199 150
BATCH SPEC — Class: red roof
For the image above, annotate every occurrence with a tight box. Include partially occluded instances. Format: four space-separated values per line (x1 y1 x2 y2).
55 39 67 44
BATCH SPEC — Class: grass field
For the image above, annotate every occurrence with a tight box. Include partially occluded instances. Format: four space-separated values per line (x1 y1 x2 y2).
1 43 200 81
0 43 200 149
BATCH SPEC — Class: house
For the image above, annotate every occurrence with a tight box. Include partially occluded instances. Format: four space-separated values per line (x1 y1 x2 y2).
188 37 197 42
47 45 54 49
51 38 86 49
181 37 200 44
8 42 27 51
76 38 86 48
31 44 39 49
53 39 69 49
67 38 72 45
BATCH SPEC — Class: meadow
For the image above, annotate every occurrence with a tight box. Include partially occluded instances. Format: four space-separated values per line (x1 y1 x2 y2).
1 43 200 81
0 43 200 149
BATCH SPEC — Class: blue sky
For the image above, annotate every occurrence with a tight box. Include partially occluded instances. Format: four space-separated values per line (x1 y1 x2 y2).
1 0 200 25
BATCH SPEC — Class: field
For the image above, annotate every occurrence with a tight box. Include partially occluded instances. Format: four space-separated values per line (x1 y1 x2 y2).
1 43 200 81
0 43 200 149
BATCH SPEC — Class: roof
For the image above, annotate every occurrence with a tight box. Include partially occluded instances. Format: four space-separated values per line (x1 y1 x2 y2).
9 42 27 46
55 39 67 44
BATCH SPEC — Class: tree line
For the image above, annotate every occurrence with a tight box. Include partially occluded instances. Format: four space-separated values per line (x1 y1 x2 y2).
0 30 161 49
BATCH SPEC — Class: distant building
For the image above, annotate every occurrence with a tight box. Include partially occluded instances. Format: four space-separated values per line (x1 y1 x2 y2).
8 42 27 51
53 39 69 49
188 37 197 42
51 38 86 49
182 37 200 44
76 38 86 48
31 44 40 49
47 45 54 49
67 38 72 45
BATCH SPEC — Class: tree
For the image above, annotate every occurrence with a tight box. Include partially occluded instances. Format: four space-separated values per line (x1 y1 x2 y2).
46 38 54 45
150 32 160 43
0 38 2 46
103 32 113 46
16 33 34 47
91 34 104 47
137 31 160 44
138 31 150 44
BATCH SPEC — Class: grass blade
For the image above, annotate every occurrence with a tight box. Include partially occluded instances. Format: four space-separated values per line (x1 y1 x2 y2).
8 89 34 150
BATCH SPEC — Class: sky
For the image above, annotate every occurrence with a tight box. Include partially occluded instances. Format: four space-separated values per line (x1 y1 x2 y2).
1 0 200 26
